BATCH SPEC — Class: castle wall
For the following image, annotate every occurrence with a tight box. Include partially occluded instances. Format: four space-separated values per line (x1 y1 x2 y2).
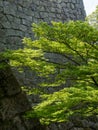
0 0 86 88
0 1 91 130
0 0 86 51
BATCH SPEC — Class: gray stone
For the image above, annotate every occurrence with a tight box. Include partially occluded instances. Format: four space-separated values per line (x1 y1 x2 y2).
49 123 58 130
82 119 89 128
2 21 11 29
14 17 21 24
71 3 75 9
6 15 14 22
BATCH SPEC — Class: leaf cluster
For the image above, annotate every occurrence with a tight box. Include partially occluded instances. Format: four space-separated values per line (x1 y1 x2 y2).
1 20 98 124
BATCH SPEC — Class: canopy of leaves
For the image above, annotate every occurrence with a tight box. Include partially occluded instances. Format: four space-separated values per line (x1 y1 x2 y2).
1 20 98 124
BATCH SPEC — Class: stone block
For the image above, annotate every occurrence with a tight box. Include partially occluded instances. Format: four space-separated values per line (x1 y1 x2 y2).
2 21 12 29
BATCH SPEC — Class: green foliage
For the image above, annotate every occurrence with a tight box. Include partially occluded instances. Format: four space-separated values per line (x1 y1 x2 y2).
1 47 55 76
2 20 98 124
31 86 98 124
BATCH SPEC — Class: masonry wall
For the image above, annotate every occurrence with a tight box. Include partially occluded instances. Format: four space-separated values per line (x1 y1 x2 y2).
0 0 86 51
0 0 86 88
0 1 90 130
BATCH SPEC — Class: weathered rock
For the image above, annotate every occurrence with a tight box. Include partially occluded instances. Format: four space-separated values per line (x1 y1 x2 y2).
0 64 21 96
0 61 43 130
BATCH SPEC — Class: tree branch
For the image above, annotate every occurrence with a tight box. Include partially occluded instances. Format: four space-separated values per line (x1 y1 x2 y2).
91 76 98 87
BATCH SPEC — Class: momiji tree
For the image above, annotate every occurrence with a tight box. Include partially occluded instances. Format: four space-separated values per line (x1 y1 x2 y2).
1 20 98 124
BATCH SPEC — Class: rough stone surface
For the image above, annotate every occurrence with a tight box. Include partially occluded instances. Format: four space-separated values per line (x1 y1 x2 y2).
45 117 98 130
0 0 86 51
0 61 43 130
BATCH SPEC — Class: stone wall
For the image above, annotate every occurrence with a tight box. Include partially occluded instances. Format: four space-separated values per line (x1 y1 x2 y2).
0 0 86 88
46 116 98 130
0 1 91 130
0 0 86 51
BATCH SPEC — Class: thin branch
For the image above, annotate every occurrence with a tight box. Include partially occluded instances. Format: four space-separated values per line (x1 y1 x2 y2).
65 42 87 63
91 76 98 87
